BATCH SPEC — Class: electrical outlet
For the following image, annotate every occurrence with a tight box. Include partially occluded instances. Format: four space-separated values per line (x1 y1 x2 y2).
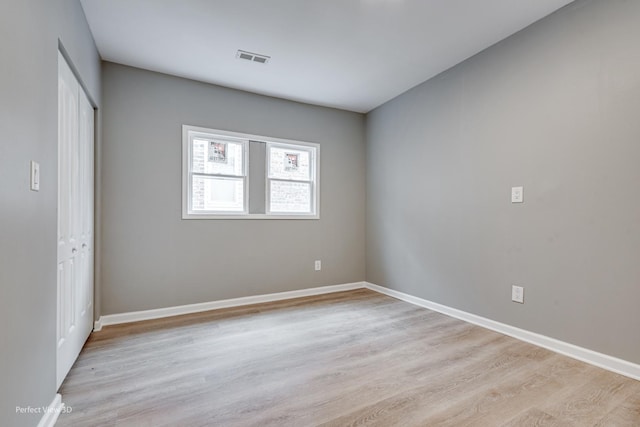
314 260 321 271
511 186 524 203
512 285 524 304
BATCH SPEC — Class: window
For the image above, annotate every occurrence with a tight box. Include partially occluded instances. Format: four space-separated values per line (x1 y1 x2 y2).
267 143 316 214
189 136 247 214
183 125 319 219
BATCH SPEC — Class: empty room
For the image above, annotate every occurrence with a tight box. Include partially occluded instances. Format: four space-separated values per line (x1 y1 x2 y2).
2 0 640 426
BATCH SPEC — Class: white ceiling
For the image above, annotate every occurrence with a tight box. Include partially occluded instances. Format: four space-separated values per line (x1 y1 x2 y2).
81 0 574 113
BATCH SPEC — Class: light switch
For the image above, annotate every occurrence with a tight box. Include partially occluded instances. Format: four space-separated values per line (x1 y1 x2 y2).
511 186 523 203
30 161 40 191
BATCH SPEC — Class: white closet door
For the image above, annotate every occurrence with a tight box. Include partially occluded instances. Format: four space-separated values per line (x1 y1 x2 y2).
77 84 94 349
57 51 94 389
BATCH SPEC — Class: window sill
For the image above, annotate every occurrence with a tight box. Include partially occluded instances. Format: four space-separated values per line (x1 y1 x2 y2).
182 213 320 220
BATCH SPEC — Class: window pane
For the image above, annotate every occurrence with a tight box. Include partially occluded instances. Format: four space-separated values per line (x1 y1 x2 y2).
192 176 244 212
192 138 244 176
269 180 311 213
268 146 311 181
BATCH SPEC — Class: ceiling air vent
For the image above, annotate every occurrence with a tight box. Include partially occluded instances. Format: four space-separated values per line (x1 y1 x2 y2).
236 50 270 64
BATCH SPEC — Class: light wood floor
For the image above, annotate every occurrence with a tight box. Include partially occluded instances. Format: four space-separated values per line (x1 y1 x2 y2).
57 289 640 426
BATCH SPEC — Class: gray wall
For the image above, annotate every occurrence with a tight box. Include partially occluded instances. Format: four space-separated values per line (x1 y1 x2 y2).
0 0 101 426
101 62 365 315
366 0 640 364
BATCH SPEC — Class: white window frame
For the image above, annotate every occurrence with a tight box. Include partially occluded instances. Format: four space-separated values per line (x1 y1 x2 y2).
182 125 320 220
266 142 318 217
183 126 249 217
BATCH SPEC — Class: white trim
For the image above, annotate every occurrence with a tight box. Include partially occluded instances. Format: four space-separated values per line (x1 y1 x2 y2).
365 282 640 381
265 141 319 217
37 394 62 427
181 213 319 220
95 282 366 327
182 124 320 220
183 126 249 218
91 280 640 381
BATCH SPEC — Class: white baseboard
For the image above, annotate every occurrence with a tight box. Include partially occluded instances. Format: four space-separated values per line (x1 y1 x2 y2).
37 393 62 427
94 282 366 328
90 280 639 381
365 282 640 381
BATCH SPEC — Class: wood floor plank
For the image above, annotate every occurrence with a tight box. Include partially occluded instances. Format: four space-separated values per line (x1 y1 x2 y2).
500 408 573 427
595 392 640 426
540 369 640 426
56 289 640 426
